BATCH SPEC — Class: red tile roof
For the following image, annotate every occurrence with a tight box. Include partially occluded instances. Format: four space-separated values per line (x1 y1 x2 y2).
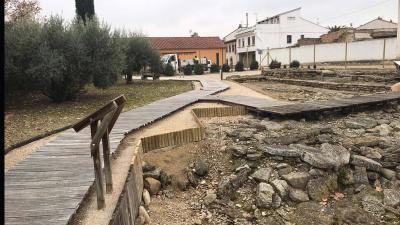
149 37 224 50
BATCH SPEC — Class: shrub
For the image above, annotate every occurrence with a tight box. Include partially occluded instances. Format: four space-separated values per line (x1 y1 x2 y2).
290 60 300 68
79 18 124 89
183 65 192 75
34 16 93 102
250 61 259 70
235 61 244 71
210 64 220 73
269 59 281 69
222 64 230 72
164 63 175 76
5 18 43 97
194 64 204 75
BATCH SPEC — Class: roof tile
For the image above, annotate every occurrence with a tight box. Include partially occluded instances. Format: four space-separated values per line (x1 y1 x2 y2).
149 37 224 50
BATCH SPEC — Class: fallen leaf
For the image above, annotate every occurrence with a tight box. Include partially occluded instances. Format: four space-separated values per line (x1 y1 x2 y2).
376 187 383 192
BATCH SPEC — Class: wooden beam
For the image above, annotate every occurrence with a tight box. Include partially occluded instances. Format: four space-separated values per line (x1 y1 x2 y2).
90 105 118 155
90 121 105 209
72 95 126 132
102 128 113 193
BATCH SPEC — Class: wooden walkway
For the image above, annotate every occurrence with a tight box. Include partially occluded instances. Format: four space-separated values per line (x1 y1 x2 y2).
4 80 228 225
200 95 288 108
256 92 400 119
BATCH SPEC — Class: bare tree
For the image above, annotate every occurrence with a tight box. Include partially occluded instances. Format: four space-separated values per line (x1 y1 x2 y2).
5 0 41 23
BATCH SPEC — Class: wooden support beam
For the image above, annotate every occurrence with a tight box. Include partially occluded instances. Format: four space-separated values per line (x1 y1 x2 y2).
102 128 113 193
90 121 105 209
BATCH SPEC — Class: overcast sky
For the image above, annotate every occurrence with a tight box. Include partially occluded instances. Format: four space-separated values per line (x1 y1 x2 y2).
38 0 398 37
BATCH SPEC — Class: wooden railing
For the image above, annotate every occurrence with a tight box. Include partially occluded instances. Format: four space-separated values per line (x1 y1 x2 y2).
72 95 126 209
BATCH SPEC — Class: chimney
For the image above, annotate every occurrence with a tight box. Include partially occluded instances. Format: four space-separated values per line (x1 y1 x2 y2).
246 13 249 27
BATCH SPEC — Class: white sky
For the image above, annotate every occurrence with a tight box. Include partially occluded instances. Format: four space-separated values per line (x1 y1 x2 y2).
38 0 398 37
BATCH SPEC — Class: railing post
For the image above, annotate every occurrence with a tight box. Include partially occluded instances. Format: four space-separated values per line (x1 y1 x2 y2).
102 128 113 193
90 120 105 209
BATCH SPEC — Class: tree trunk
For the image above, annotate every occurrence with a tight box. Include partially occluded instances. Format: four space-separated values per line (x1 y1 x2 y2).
126 73 133 84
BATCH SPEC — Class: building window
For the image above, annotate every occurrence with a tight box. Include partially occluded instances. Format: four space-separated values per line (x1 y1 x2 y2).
287 35 292 44
228 45 231 53
248 37 250 46
301 35 304 39
252 36 255 46
238 40 240 48
242 39 245 47
233 44 236 53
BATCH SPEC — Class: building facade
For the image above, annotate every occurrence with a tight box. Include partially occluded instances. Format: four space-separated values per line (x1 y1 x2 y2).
223 27 243 68
224 8 329 68
149 37 225 66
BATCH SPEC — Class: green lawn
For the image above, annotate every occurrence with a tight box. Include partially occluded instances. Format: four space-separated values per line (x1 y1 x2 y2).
5 79 193 149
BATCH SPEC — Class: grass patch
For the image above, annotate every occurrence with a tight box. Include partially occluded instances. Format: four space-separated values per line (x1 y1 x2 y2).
5 79 193 149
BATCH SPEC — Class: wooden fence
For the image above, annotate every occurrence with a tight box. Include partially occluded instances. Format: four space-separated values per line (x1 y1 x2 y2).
192 106 247 117
141 106 247 152
108 165 140 225
141 127 205 152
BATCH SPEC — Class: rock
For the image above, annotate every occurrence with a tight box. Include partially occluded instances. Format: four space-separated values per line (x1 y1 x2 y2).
256 183 275 208
232 165 251 188
246 152 263 161
138 206 150 224
301 143 350 170
367 172 379 180
142 161 156 172
309 168 326 178
159 170 171 187
142 189 151 207
353 166 369 185
351 155 382 172
354 184 366 194
354 136 381 148
383 189 400 207
187 171 198 187
338 167 355 186
229 145 247 157
217 165 251 200
261 145 303 157
143 167 161 180
359 147 382 160
261 120 285 131
307 174 338 201
204 190 217 205
276 163 292 176
272 194 282 209
194 160 208 176
217 176 234 200
251 167 272 183
370 124 393 136
379 168 396 180
289 188 310 202
144 177 161 195
282 172 310 189
389 121 400 131
270 179 289 199
381 146 400 168
345 118 378 129
317 134 336 144
361 195 385 217
238 131 253 141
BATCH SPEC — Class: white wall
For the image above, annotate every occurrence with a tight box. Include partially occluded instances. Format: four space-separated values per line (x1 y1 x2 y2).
261 37 397 66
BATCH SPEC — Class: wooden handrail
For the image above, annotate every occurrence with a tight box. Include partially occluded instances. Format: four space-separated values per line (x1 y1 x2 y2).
71 95 126 209
90 104 117 155
72 95 126 132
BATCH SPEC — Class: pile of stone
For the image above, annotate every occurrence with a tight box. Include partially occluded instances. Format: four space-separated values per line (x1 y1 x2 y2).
216 113 400 221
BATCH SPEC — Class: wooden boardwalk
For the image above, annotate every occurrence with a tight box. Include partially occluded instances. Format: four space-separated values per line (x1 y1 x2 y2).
4 80 228 225
256 92 400 119
200 95 288 108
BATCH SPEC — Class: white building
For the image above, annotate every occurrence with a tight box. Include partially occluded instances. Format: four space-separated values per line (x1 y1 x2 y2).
224 26 244 68
224 8 329 68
